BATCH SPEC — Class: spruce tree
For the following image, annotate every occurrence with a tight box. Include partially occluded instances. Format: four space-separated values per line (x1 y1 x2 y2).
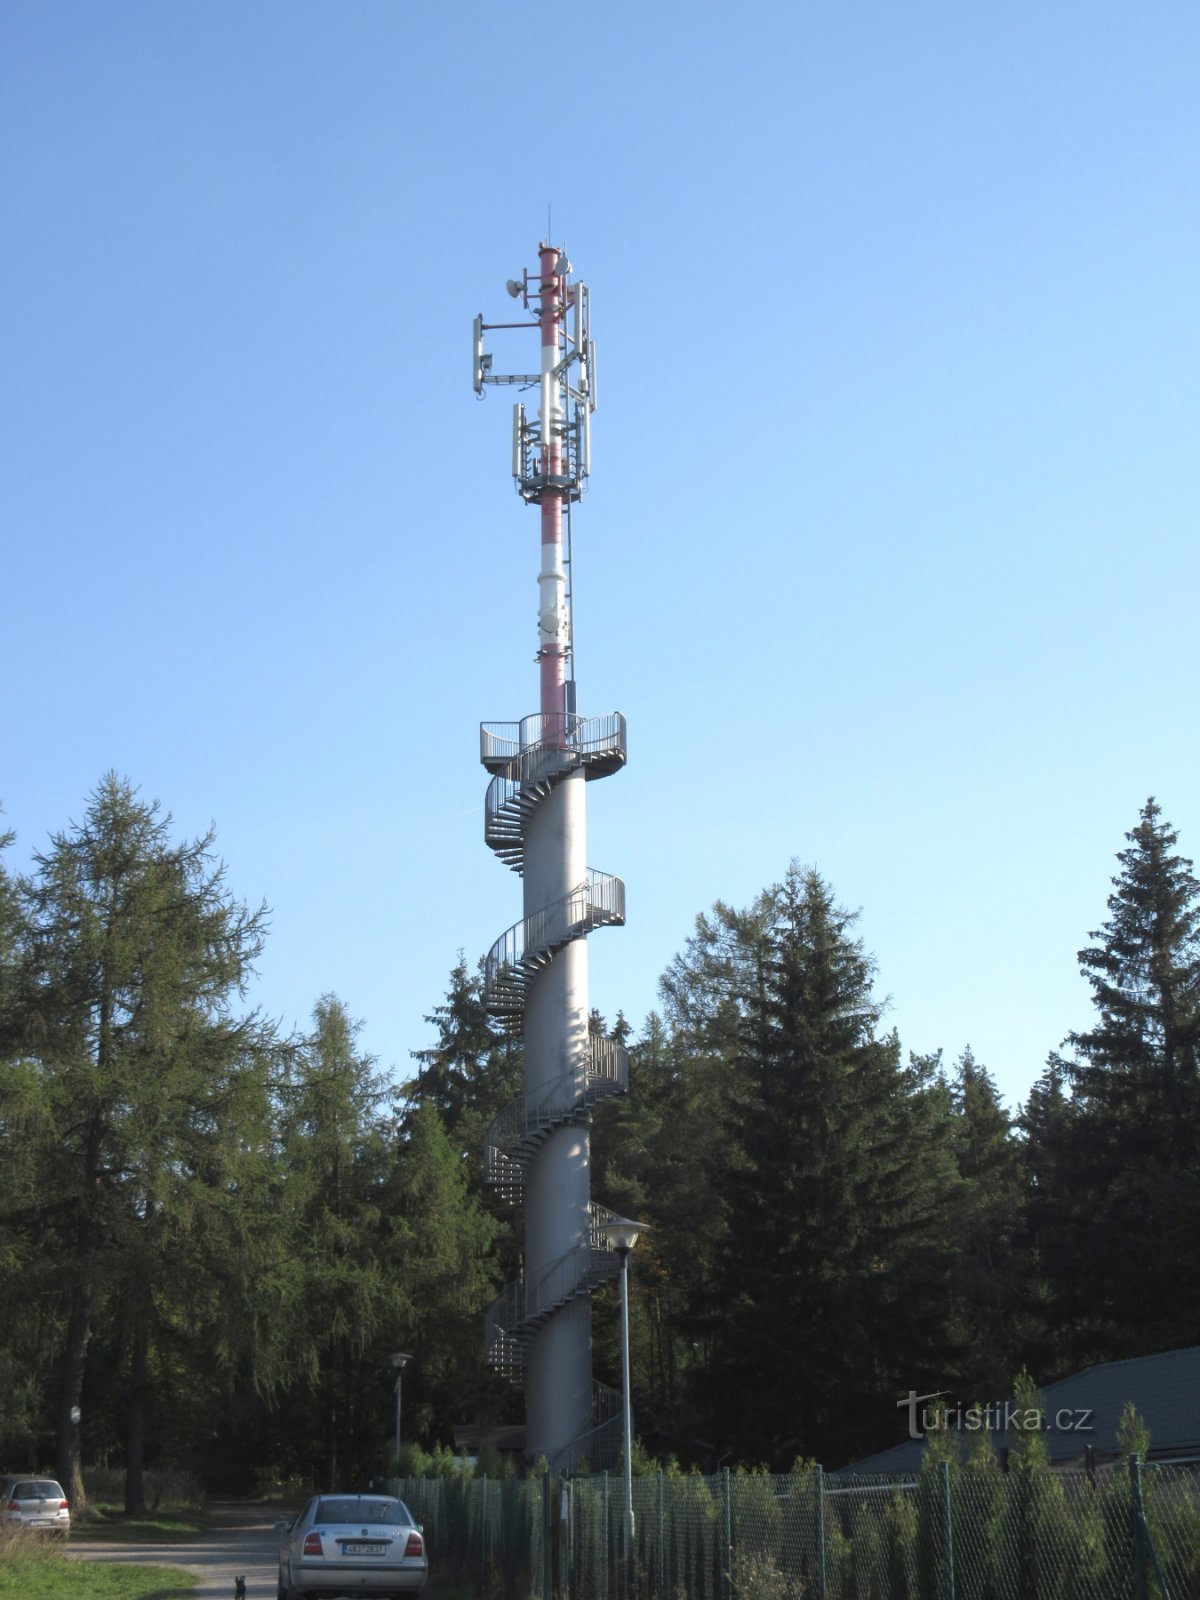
1069 798 1200 1113
944 1048 1027 1397
708 865 961 1466
402 955 521 1189
1032 799 1200 1362
273 995 410 1485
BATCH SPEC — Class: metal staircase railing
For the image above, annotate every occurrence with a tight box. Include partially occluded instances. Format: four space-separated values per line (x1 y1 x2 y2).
483 1204 626 1376
484 870 625 1027
484 1036 629 1196
482 713 627 874
478 703 629 1463
547 1381 622 1473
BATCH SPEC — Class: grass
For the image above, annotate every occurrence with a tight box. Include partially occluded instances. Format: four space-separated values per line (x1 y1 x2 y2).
72 1510 207 1543
0 1549 195 1598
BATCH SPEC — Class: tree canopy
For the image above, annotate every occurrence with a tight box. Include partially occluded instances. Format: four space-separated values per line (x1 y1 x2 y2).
3 781 1196 1487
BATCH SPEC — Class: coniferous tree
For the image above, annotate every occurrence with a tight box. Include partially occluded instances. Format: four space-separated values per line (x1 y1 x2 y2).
944 1048 1028 1397
1018 1058 1078 1376
707 865 962 1467
1031 800 1200 1362
592 899 777 1461
591 1008 729 1458
0 775 276 1508
385 1102 502 1444
402 955 521 1189
1069 799 1200 1106
271 995 409 1486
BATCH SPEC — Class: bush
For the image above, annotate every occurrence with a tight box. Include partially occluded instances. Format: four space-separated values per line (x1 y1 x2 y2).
83 1463 205 1513
730 1548 806 1600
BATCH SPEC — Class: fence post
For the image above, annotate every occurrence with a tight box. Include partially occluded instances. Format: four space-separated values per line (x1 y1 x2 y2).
722 1467 733 1600
603 1470 610 1600
544 1472 554 1600
1129 1455 1150 1600
941 1460 955 1600
815 1464 827 1600
566 1472 576 1600
657 1471 665 1598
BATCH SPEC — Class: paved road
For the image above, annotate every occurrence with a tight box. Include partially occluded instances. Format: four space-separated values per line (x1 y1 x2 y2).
70 1501 287 1599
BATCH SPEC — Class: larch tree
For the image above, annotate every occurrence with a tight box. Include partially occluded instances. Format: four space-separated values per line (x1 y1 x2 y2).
0 775 275 1509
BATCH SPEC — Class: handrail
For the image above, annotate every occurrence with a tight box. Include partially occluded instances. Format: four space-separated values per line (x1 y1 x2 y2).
484 1037 629 1165
484 871 625 1017
548 1382 622 1471
483 1203 623 1360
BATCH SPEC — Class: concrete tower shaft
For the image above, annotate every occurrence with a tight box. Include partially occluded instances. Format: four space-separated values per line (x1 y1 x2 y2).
473 246 626 1471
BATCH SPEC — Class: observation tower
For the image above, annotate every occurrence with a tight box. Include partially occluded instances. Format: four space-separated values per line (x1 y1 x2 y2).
473 245 628 1471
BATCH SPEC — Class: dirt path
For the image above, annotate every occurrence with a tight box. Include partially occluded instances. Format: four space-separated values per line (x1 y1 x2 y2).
70 1501 288 1599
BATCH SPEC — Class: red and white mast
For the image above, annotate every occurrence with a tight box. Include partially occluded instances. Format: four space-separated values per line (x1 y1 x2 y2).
474 246 627 1472
537 243 568 726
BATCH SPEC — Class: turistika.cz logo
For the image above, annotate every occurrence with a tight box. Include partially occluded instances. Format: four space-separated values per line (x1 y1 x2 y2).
898 1391 1094 1442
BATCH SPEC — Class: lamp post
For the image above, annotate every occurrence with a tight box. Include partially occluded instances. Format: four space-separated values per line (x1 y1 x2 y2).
391 1351 412 1467
605 1217 649 1551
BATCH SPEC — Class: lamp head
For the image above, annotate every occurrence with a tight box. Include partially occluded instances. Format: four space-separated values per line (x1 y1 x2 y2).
606 1217 649 1255
391 1350 412 1371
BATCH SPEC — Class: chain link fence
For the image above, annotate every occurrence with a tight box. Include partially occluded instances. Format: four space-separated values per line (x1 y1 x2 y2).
394 1457 1199 1600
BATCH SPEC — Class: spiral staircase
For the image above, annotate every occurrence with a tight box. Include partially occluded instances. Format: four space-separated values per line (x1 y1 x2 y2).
478 711 628 1469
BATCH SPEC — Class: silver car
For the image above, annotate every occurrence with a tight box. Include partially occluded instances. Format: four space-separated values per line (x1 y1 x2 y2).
2 1477 71 1536
276 1493 428 1600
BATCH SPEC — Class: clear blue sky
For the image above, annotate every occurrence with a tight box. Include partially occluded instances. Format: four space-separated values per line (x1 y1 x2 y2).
4 1 1198 1109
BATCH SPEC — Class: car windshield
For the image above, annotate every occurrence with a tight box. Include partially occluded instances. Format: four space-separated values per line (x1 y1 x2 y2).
314 1497 408 1527
14 1482 63 1499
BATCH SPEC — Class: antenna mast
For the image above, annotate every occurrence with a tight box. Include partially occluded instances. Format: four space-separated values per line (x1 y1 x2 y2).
473 247 627 1473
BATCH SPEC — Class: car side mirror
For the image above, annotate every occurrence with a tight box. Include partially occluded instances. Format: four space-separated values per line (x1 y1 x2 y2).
273 1519 290 1532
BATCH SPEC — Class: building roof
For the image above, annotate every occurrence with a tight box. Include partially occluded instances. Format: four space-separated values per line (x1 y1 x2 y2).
841 1346 1200 1475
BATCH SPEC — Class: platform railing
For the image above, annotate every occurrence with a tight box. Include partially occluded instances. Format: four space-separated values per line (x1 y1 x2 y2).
480 711 626 773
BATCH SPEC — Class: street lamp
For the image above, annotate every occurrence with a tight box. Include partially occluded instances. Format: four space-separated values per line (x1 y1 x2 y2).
391 1351 412 1466
606 1217 649 1550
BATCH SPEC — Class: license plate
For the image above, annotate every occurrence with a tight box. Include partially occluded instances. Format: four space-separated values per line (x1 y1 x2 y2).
342 1542 386 1555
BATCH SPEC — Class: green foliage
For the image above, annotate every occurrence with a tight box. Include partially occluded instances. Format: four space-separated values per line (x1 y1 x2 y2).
945 1048 1029 1397
1027 799 1200 1366
394 1441 435 1478
0 775 277 1508
616 1437 661 1477
7 776 1200 1503
476 1438 516 1479
271 994 410 1484
708 864 964 1466
999 1375 1076 1600
402 954 522 1196
1115 1401 1150 1463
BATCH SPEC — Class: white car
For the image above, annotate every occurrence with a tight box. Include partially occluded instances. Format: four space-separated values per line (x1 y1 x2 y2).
276 1493 428 1600
2 1477 71 1537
